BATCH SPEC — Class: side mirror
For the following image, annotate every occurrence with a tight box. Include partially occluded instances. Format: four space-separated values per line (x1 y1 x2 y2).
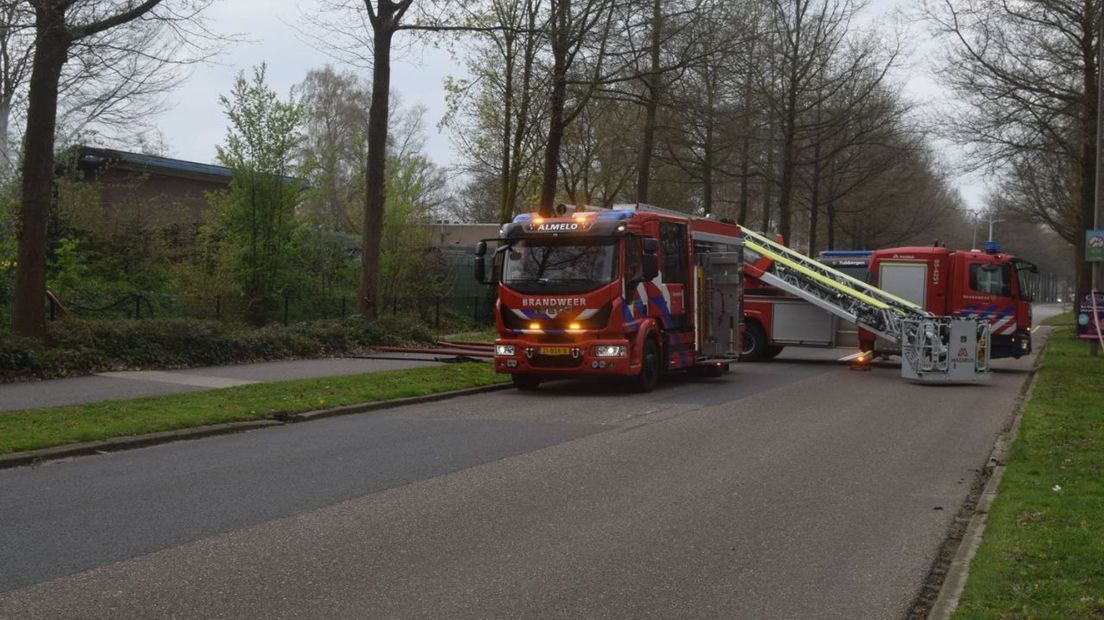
473 241 487 283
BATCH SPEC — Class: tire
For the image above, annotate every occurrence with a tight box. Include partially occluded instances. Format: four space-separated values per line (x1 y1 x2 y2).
740 321 768 361
764 345 784 360
511 374 541 391
632 338 661 393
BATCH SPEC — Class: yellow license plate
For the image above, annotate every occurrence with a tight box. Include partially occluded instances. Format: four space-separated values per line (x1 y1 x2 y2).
539 346 571 356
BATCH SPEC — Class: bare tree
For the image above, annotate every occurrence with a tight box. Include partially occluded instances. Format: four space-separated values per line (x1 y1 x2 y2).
443 0 548 223
0 0 215 175
923 0 1097 288
761 0 899 245
0 1 33 174
302 0 522 316
12 0 215 339
536 0 621 213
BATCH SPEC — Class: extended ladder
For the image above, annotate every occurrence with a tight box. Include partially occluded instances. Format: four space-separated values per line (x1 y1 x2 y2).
738 228 990 381
739 228 927 344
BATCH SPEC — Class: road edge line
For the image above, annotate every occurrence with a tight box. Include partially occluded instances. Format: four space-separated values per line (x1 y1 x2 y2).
0 382 512 470
923 327 1052 620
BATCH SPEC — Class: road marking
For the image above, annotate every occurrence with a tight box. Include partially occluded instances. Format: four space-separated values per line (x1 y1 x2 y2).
96 371 258 389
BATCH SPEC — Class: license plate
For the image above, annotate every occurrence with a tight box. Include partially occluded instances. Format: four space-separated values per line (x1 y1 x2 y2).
539 346 571 356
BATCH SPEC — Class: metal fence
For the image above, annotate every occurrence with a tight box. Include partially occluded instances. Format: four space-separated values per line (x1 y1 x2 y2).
41 288 498 328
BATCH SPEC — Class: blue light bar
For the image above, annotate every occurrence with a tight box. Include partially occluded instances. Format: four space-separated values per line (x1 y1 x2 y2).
597 210 633 220
818 250 872 257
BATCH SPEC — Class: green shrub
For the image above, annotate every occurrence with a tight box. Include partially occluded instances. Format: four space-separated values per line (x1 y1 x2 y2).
0 315 438 381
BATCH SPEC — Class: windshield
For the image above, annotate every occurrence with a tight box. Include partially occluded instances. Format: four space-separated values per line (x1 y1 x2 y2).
503 238 618 293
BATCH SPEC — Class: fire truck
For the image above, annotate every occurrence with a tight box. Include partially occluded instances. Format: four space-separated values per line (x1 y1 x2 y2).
474 204 746 392
741 245 1036 362
478 204 995 388
860 245 1037 359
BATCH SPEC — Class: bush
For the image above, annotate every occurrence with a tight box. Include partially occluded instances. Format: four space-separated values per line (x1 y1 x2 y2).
0 315 439 381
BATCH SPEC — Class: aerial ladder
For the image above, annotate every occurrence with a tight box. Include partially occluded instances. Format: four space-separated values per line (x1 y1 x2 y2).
738 228 991 382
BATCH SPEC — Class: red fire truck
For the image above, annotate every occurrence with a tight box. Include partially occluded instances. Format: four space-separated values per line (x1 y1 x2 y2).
860 245 1036 359
475 204 745 392
739 244 1036 361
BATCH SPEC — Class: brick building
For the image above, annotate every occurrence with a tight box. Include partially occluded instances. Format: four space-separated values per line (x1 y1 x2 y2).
60 146 234 238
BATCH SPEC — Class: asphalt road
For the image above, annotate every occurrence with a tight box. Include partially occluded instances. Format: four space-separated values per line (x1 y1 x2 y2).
0 326 1046 619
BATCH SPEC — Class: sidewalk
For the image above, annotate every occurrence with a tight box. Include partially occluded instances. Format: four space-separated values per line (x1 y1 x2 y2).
0 355 444 413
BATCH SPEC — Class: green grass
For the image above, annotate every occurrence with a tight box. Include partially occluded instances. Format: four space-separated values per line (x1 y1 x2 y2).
1041 311 1074 326
0 363 508 455
954 331 1104 618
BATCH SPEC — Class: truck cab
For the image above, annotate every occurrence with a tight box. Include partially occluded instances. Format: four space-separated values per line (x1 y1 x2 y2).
862 246 1036 359
477 205 743 391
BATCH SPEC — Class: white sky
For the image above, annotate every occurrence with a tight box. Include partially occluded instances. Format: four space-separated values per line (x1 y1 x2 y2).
150 0 987 209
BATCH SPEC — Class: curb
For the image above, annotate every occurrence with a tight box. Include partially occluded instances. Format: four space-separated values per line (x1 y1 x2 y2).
0 382 512 471
284 382 513 423
925 326 1053 619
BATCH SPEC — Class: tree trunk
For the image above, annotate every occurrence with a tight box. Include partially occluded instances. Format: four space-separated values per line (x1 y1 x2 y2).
761 112 775 231
497 35 515 224
13 15 68 339
808 159 820 255
506 1 537 220
1078 17 1097 292
0 101 10 173
701 72 716 216
738 101 751 224
538 1 569 214
358 17 395 318
635 0 661 203
825 154 837 249
777 97 797 244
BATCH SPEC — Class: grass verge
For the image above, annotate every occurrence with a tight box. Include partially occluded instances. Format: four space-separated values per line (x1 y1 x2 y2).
1041 311 1074 326
0 362 508 455
954 331 1104 618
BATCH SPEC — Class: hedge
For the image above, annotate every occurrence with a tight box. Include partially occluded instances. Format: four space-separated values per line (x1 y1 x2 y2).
0 315 437 381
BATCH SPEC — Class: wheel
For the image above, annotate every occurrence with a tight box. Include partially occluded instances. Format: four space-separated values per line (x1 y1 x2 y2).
631 338 661 392
511 374 541 391
764 345 784 360
740 321 768 361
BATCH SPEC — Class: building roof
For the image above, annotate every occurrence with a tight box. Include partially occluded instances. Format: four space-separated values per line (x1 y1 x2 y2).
73 145 308 187
75 146 233 183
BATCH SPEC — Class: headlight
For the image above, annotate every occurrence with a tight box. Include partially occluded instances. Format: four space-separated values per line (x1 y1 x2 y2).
495 344 516 356
594 345 626 357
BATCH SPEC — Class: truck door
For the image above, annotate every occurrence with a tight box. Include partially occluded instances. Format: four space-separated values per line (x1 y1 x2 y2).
658 221 689 321
963 260 1019 341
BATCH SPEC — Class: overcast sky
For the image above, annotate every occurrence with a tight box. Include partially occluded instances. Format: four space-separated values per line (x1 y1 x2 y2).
151 0 987 209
